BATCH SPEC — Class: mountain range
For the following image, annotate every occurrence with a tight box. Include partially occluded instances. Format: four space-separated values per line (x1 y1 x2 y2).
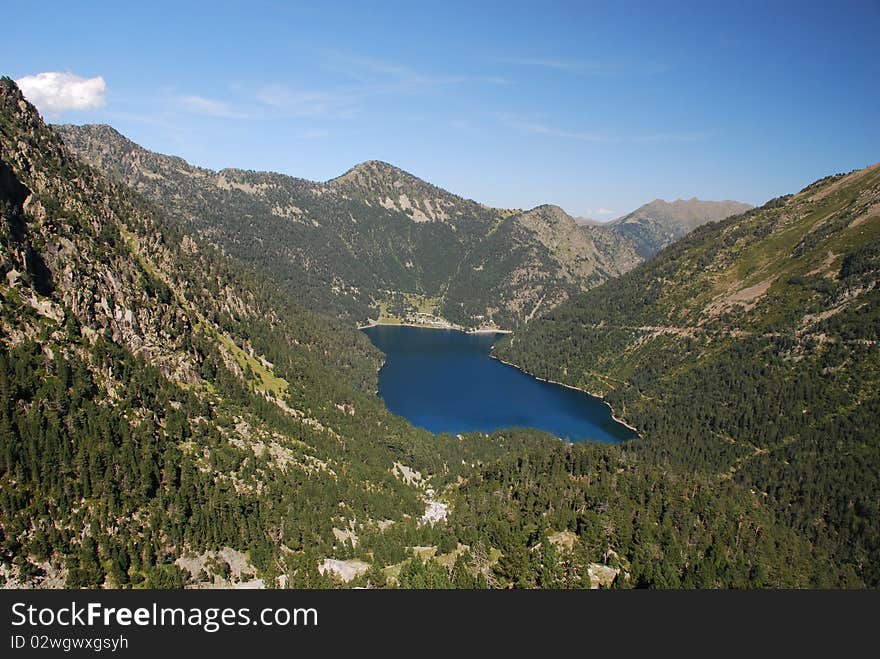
2 75 876 589
55 124 748 329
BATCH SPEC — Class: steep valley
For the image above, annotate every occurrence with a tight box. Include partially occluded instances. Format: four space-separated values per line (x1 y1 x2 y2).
1 75 875 589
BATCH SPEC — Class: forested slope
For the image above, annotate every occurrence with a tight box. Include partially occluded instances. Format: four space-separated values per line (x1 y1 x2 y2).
0 75 460 587
56 124 642 329
0 77 839 588
496 165 880 585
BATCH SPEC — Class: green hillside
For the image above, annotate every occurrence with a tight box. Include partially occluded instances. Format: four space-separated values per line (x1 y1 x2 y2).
496 165 880 585
0 76 837 588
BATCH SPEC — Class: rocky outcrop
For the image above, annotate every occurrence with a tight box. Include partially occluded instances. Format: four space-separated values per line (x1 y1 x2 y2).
0 80 205 383
318 558 370 582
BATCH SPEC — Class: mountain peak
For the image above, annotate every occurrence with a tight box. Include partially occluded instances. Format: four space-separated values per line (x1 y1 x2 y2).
54 123 139 150
523 204 575 221
56 123 195 175
0 76 22 102
329 159 414 186
608 197 754 258
355 159 399 171
515 205 585 235
327 159 489 224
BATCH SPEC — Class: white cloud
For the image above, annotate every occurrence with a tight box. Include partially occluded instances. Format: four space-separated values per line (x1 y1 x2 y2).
15 72 106 114
597 208 615 215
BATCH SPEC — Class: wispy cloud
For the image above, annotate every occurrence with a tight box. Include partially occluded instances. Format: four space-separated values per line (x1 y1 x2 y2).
16 72 106 116
324 54 466 91
502 117 610 142
174 87 350 121
634 133 707 143
171 55 475 122
254 84 355 118
499 57 671 77
178 94 250 119
500 57 604 73
171 82 368 123
502 115 707 145
169 52 511 124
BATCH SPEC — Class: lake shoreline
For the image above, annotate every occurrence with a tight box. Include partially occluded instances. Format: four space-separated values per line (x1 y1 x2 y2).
489 354 641 437
358 320 512 335
362 323 636 442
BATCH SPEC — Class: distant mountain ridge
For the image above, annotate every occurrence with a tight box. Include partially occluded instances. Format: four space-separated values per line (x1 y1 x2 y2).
55 124 747 329
57 124 644 328
609 197 753 257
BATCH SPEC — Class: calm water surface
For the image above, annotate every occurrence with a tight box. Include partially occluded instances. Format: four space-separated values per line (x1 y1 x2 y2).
363 325 636 443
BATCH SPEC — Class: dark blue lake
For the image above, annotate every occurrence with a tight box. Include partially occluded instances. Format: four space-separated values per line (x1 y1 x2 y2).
363 325 637 443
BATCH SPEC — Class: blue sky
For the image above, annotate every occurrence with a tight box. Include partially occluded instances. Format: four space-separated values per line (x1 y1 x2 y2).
4 0 879 218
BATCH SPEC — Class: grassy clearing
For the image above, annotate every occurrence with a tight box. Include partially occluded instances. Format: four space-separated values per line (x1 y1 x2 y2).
373 293 454 328
214 332 288 396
